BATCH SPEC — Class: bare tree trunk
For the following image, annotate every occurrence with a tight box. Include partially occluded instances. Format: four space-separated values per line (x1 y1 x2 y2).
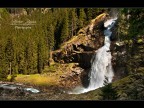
10 62 12 75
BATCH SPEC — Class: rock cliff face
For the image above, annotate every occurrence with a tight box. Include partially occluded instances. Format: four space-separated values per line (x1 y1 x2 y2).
111 35 144 81
52 13 108 69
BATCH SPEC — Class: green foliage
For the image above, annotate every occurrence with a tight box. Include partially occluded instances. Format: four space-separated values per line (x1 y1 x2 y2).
5 38 14 62
47 24 55 50
86 8 93 21
118 8 144 40
137 39 143 43
0 44 8 80
100 77 118 100
69 8 78 37
101 83 118 100
78 8 86 29
10 73 17 82
60 9 69 43
0 65 8 81
37 40 44 74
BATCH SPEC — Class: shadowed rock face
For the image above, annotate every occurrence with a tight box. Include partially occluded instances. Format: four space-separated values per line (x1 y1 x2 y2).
52 13 108 69
111 35 144 82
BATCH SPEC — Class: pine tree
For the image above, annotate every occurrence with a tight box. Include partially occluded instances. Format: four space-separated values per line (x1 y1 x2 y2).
101 77 118 100
37 40 44 74
47 24 55 51
60 9 69 43
69 8 78 37
78 8 86 29
54 19 62 49
5 38 14 76
86 8 93 21
24 40 35 74
0 44 8 81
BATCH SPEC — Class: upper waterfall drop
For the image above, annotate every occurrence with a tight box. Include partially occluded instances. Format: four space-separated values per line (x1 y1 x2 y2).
68 17 117 94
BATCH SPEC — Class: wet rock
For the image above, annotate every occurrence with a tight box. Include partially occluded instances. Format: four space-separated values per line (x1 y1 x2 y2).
0 82 40 96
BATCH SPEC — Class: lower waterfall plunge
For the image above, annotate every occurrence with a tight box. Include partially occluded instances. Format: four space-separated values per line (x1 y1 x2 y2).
68 17 117 94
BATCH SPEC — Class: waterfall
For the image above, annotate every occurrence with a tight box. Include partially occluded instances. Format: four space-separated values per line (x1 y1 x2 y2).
87 18 117 91
68 17 117 94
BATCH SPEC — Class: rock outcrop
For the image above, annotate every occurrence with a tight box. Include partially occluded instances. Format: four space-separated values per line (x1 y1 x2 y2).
52 13 109 69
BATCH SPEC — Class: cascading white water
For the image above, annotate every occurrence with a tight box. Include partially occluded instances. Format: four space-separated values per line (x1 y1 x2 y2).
68 17 117 94
87 18 117 91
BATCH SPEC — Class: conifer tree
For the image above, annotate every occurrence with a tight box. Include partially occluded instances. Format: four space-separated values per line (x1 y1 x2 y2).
101 77 118 100
69 8 78 37
0 44 8 81
78 8 86 29
60 9 69 43
5 38 14 76
86 8 93 21
37 40 43 74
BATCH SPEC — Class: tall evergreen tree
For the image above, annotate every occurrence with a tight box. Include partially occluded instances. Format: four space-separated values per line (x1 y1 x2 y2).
101 77 118 100
69 8 78 37
24 40 36 74
60 9 69 43
78 8 86 29
86 8 93 21
5 38 14 75
37 40 43 74
47 24 55 51
0 44 8 81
